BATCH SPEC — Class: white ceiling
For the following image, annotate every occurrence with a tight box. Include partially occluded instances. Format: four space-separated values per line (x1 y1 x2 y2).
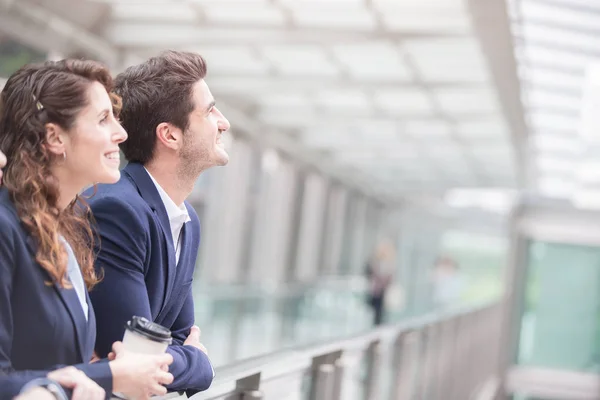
0 0 525 205
509 0 600 208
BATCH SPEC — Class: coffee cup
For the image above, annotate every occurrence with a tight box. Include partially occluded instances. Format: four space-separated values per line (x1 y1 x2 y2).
122 316 172 355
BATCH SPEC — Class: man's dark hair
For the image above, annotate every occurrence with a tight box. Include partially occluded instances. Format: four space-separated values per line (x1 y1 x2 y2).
114 50 207 164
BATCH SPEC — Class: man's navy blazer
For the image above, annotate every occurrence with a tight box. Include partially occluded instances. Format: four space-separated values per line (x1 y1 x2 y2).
86 162 213 392
0 189 112 400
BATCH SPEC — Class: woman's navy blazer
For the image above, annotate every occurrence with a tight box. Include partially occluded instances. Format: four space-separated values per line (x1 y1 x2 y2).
0 188 112 400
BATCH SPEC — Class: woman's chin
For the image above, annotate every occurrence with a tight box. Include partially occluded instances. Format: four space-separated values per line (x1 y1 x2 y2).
96 170 121 185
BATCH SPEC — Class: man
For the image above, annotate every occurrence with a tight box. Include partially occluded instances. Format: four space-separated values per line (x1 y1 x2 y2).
431 256 464 309
87 51 230 393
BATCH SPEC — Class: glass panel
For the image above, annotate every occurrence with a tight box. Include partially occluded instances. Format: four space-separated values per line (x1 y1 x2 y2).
518 241 600 372
193 280 373 367
439 231 508 306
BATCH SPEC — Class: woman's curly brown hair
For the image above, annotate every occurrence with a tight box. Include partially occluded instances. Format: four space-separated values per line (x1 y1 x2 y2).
0 59 121 290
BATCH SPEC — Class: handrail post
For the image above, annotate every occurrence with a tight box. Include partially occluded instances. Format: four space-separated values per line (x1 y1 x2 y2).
313 364 335 400
364 340 383 400
332 357 346 400
389 332 408 400
418 323 438 400
310 351 342 400
235 373 262 400
435 319 455 399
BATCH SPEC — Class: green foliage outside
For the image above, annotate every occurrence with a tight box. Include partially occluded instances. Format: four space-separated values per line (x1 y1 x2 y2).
0 37 45 78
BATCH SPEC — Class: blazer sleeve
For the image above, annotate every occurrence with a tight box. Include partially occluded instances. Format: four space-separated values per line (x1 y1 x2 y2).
88 196 152 359
0 214 112 400
166 284 214 392
89 196 212 391
0 363 112 400
0 364 112 400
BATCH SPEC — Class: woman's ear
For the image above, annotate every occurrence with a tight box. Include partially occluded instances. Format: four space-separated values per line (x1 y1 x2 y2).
45 123 66 157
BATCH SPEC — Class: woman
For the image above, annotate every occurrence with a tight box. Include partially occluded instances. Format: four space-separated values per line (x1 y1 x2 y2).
0 60 174 400
3 152 104 400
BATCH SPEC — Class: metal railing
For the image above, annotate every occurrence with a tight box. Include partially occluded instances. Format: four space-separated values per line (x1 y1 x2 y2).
190 301 502 400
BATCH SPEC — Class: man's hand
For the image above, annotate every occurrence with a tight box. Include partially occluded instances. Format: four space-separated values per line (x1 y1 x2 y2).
183 326 208 354
48 367 105 400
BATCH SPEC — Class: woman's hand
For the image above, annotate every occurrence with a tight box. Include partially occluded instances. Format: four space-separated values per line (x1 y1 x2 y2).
14 387 56 400
109 341 174 400
48 367 105 400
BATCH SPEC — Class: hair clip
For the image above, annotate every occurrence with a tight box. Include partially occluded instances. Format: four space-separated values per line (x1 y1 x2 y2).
32 95 44 111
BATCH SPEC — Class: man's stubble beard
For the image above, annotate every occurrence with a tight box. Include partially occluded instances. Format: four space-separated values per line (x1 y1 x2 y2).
177 136 211 183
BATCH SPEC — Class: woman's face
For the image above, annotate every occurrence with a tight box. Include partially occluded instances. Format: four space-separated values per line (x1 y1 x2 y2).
62 82 127 186
0 150 6 185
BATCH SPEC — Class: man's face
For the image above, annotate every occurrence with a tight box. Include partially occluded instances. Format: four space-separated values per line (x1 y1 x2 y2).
0 150 6 185
179 80 230 176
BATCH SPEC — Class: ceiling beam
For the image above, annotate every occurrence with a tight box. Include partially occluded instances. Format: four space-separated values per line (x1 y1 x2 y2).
108 18 466 38
205 74 489 94
249 109 500 127
519 60 584 77
514 36 600 61
104 22 466 47
468 0 529 190
524 0 600 16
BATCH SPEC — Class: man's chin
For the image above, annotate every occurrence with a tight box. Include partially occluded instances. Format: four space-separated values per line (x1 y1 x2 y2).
217 156 229 166
215 149 229 166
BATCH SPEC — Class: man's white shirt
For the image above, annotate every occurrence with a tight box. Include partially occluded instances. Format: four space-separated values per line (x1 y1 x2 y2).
144 168 191 264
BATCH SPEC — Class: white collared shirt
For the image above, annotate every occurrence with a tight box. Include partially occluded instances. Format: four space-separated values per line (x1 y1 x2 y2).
60 236 88 321
145 168 191 264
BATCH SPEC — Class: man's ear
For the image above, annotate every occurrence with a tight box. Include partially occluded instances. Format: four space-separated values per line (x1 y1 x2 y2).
156 122 182 151
45 123 66 157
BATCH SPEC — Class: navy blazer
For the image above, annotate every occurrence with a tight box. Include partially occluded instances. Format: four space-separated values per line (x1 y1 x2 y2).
87 162 213 392
0 189 112 400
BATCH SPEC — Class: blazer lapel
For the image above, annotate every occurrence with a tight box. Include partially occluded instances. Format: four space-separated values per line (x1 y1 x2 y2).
156 223 188 322
54 283 88 361
123 163 177 315
85 290 97 359
21 204 89 361
27 236 88 362
122 163 174 247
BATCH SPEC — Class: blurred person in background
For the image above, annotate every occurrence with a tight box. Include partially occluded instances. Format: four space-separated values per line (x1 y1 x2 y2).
0 60 174 400
365 240 397 326
87 50 230 394
430 256 465 309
